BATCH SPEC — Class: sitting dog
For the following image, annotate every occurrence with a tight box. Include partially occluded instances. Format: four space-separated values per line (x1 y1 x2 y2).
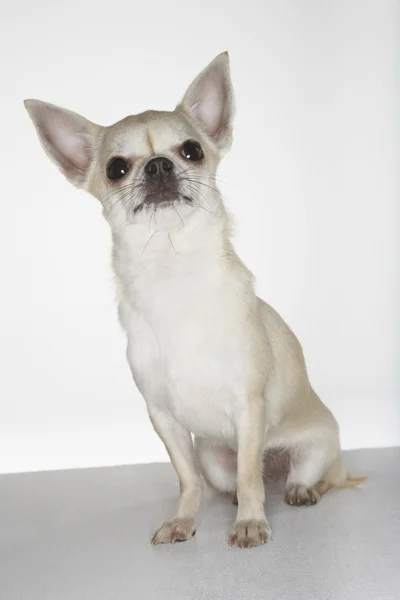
25 52 364 549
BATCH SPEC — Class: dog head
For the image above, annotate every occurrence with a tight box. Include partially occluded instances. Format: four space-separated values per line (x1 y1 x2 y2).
25 53 234 229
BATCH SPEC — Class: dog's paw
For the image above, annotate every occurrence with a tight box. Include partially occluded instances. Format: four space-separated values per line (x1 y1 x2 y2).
285 485 321 506
228 519 271 549
151 518 196 545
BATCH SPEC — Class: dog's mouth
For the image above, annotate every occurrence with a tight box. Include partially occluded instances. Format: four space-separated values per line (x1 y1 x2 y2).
134 181 185 214
144 186 178 206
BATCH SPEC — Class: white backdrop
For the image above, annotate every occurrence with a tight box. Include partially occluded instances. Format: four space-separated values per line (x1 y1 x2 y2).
0 0 398 473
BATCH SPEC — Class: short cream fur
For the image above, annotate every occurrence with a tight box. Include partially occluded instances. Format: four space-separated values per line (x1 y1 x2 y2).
25 52 365 549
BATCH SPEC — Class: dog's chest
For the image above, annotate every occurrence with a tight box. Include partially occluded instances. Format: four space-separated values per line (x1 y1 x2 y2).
119 259 246 441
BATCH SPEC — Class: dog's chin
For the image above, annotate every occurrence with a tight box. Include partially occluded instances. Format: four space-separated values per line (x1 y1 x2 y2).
145 189 179 207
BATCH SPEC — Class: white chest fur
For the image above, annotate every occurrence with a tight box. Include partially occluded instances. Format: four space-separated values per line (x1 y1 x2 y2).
114 211 262 445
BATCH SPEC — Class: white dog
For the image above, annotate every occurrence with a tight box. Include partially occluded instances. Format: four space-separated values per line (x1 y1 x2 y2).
25 52 365 549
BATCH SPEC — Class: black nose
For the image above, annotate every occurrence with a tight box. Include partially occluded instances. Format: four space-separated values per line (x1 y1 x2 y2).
145 157 174 177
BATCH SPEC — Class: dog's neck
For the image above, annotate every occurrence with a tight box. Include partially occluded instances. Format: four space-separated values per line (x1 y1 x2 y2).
110 198 242 309
110 192 255 337
112 199 230 268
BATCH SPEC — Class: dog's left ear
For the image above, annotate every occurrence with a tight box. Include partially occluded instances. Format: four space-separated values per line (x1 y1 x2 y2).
178 52 234 153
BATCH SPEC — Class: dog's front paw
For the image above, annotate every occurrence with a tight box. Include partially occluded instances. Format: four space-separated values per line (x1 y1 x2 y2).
151 518 196 545
228 519 271 549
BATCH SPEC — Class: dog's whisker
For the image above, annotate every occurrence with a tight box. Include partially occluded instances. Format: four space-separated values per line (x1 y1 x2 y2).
110 186 146 220
182 182 221 217
102 181 143 204
141 229 159 256
173 205 185 227
103 181 146 219
185 179 229 206
148 205 156 230
168 232 176 253
178 168 227 186
180 177 220 196
193 200 220 219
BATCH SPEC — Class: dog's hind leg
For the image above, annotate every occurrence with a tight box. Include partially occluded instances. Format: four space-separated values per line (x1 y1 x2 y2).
283 429 366 506
285 440 338 506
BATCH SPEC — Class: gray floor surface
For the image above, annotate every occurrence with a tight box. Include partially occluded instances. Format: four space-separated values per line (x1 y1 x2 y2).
0 447 399 600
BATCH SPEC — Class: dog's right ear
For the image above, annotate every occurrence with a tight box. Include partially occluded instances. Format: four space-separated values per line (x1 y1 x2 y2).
24 100 101 187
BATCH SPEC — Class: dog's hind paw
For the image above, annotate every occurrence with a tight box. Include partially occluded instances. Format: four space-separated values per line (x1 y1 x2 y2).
285 485 321 506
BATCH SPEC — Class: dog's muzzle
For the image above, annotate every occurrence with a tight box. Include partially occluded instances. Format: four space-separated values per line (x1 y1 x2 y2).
143 156 178 205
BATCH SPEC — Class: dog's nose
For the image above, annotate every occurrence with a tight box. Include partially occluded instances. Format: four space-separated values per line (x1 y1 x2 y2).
145 157 174 177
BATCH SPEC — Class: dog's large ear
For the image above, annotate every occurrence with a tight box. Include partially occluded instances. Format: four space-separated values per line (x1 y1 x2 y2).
24 100 101 187
178 52 234 153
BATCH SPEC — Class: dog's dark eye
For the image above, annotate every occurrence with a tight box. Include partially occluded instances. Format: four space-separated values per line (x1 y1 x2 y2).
107 157 130 180
181 140 204 162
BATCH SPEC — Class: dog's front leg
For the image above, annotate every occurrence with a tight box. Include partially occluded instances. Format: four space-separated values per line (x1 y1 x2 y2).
149 408 203 545
229 396 271 549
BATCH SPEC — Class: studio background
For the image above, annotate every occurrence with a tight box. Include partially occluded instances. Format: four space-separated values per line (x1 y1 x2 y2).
1 0 398 473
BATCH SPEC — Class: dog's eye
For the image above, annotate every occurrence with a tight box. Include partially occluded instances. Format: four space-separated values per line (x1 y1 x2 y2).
107 157 130 180
181 140 204 162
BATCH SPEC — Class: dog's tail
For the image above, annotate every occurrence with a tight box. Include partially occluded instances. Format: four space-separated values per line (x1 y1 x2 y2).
336 474 368 489
316 459 368 497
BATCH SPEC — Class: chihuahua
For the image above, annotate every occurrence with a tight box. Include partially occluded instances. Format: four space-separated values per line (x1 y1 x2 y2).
25 52 365 549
